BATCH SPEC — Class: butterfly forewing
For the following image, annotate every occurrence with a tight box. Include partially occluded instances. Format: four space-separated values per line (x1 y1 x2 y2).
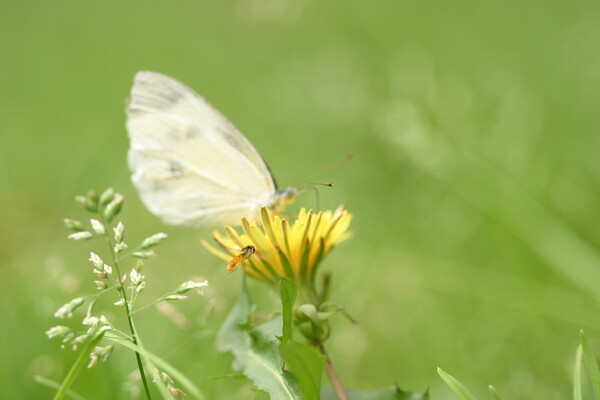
126 71 277 226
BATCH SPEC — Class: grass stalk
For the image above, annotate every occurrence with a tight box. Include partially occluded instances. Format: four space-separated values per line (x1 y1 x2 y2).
101 214 152 400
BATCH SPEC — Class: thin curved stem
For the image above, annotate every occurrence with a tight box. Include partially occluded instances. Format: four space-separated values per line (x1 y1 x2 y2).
102 215 152 400
130 296 167 315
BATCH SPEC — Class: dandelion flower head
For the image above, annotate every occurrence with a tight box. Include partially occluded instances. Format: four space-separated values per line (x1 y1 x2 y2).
201 206 352 285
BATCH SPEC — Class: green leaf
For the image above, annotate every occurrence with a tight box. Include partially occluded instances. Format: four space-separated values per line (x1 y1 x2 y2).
151 364 173 399
581 330 600 399
437 368 479 400
210 373 247 380
53 332 105 400
34 375 86 400
217 276 255 354
278 278 297 345
218 275 300 399
321 385 429 400
105 333 204 400
574 344 583 400
282 342 325 400
488 385 501 400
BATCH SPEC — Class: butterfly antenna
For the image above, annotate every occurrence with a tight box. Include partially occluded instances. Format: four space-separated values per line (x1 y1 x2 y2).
303 186 321 210
292 153 354 186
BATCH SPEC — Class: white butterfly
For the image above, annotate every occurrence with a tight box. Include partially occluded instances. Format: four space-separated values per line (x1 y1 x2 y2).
126 71 298 227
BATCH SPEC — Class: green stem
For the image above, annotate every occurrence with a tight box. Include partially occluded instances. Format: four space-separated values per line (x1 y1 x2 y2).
130 296 167 315
314 340 348 400
53 332 105 400
84 284 119 300
101 215 152 400
118 245 143 261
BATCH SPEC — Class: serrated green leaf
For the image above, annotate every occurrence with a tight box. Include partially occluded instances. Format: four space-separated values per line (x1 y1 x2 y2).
488 385 501 400
217 276 254 354
282 342 325 400
574 344 583 400
321 385 429 400
218 276 300 399
581 330 600 399
278 278 297 345
438 368 479 400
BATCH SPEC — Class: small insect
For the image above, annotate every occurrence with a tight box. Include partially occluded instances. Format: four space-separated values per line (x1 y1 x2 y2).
126 71 298 227
227 245 256 272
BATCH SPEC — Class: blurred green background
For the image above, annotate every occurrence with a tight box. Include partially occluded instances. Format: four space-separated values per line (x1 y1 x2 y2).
2 0 600 398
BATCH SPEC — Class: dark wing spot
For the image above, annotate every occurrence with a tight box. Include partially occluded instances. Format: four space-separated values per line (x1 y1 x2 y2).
169 162 185 178
186 125 202 139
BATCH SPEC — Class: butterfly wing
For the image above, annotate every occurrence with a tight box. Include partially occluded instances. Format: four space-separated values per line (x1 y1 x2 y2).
126 71 277 226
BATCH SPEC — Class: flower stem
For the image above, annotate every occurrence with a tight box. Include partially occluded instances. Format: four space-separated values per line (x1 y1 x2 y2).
315 341 349 400
131 296 166 315
102 216 152 400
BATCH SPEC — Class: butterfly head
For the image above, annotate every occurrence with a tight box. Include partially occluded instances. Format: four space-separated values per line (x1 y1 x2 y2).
271 186 298 213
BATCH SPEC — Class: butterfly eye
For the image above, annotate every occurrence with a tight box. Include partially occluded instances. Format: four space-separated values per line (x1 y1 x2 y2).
281 187 298 199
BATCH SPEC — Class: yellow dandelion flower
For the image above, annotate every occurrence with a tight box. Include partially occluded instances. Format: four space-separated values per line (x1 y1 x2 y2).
201 206 353 286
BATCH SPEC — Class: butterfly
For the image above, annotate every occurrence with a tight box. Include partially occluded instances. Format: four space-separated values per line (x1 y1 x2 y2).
126 71 298 227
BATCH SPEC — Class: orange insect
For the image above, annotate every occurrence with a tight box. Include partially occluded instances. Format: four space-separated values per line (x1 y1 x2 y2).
227 245 256 272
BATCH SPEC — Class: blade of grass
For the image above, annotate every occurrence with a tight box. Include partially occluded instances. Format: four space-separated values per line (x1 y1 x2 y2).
106 333 204 400
34 375 86 400
574 344 583 400
488 385 501 400
437 368 479 400
150 363 172 399
53 332 104 400
581 330 600 399
414 146 600 306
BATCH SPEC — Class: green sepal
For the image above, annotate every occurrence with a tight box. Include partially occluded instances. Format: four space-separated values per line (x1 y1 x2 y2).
297 321 317 341
279 251 296 280
319 272 331 304
278 278 297 345
296 304 339 324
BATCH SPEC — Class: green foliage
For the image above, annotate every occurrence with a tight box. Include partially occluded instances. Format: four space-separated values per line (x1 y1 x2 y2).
33 376 85 400
217 275 300 399
281 342 325 400
488 386 501 400
53 333 105 400
581 330 600 399
107 333 204 399
42 190 208 399
574 345 583 400
5 1 600 398
437 368 479 400
321 385 429 400
278 278 297 345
